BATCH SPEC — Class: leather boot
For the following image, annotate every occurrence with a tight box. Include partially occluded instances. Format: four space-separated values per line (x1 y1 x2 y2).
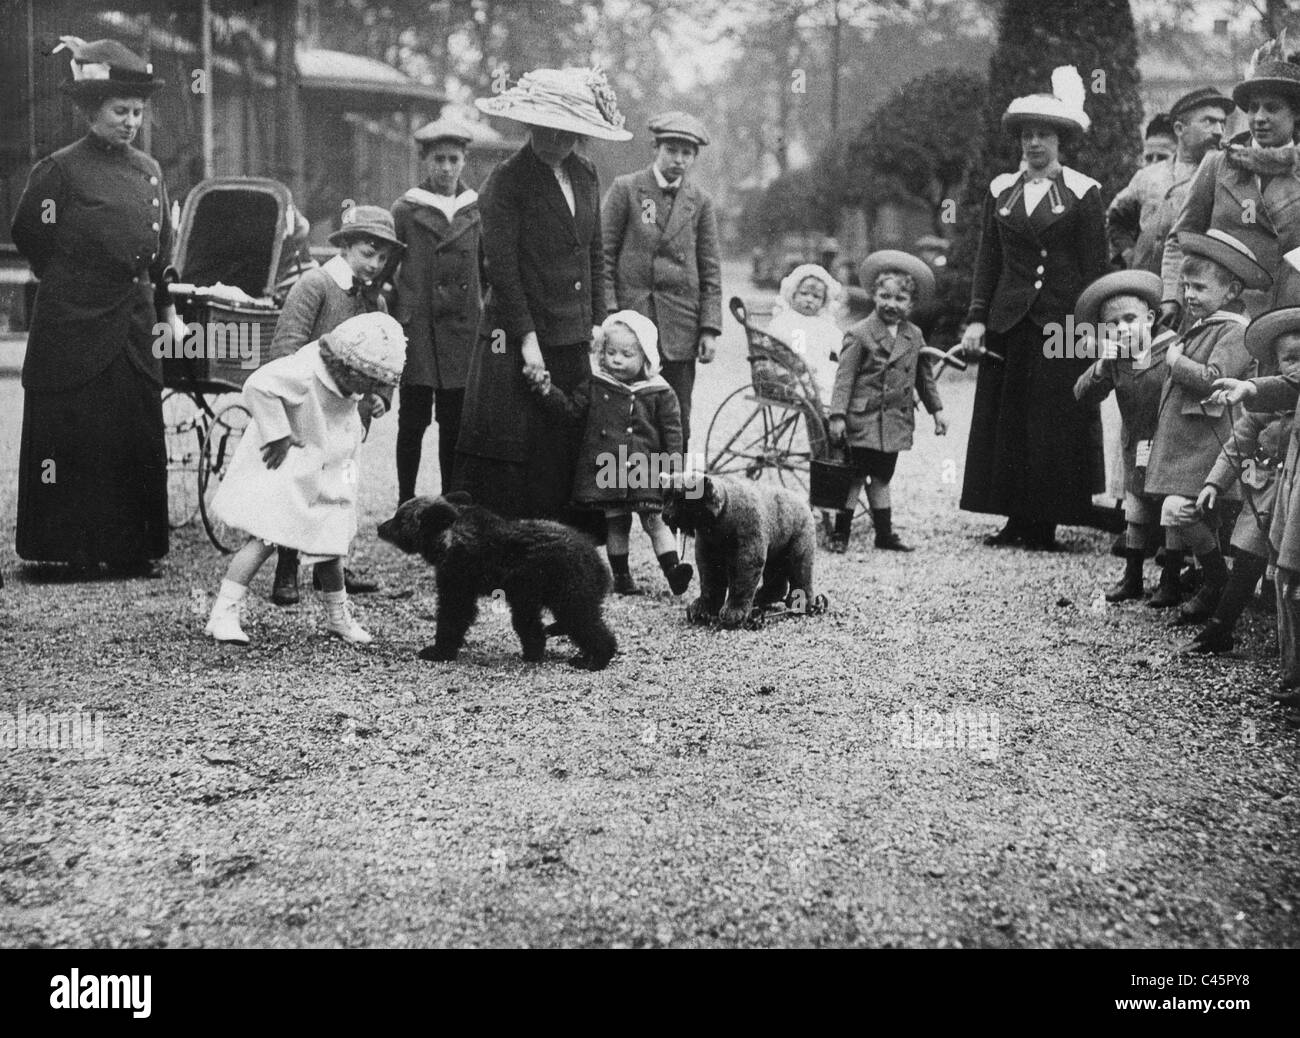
1176 618 1235 655
271 549 299 606
829 510 853 553
1176 550 1228 624
1147 551 1184 608
1105 550 1145 602
872 508 913 551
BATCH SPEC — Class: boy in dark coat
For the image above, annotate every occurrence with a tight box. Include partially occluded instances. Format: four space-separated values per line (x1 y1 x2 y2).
1145 230 1270 619
391 118 484 502
1072 270 1172 601
1210 306 1300 703
533 310 693 596
828 251 947 552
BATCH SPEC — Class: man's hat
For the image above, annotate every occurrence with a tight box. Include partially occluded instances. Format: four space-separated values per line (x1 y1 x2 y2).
1074 270 1162 327
1176 229 1272 290
1002 65 1091 137
1234 33 1300 110
53 36 164 101
475 67 633 141
414 117 474 147
1244 306 1300 362
1169 86 1233 122
328 205 405 250
859 250 935 305
647 111 710 147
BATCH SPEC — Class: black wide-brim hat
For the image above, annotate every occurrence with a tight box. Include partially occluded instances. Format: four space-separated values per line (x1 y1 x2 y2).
1244 306 1300 362
1176 229 1272 290
1233 59 1300 110
54 37 164 101
1074 270 1162 327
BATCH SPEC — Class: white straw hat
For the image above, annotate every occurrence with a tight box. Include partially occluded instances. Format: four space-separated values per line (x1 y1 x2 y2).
475 67 633 141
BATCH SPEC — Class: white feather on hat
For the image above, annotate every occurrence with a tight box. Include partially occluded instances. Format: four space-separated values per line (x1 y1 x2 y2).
1002 64 1091 135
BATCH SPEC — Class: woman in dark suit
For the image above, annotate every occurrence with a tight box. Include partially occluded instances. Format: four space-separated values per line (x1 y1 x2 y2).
11 38 178 577
454 68 632 522
960 67 1108 550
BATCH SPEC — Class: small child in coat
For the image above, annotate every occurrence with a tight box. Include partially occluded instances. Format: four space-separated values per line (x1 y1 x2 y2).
265 204 404 606
1072 270 1172 602
766 263 845 403
828 251 947 553
1209 306 1300 701
1144 230 1269 622
204 313 408 646
532 309 694 596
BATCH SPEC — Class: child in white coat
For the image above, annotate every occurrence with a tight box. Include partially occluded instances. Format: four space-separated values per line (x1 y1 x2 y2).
766 263 845 404
204 313 407 645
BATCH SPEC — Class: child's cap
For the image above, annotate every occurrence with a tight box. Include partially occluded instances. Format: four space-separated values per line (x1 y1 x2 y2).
602 310 660 376
779 263 842 313
1176 229 1271 289
859 250 935 305
1244 306 1300 363
319 312 408 387
328 205 405 251
1074 269 1161 326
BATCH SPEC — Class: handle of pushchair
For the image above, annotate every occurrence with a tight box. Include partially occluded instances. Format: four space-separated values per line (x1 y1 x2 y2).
921 345 967 373
729 295 752 331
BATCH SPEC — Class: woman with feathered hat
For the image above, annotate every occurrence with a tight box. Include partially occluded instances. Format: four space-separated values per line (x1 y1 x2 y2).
453 67 632 531
959 66 1108 550
1162 32 1300 324
11 37 177 577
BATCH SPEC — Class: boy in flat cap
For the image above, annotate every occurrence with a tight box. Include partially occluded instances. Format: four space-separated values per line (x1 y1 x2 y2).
602 111 721 450
391 118 484 505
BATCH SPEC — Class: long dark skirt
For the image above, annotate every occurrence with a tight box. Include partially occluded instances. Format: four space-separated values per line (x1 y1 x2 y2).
454 342 603 541
17 351 168 564
959 318 1100 526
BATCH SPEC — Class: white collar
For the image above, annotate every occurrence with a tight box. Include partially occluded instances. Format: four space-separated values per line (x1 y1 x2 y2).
323 254 355 291
403 186 478 220
652 165 682 191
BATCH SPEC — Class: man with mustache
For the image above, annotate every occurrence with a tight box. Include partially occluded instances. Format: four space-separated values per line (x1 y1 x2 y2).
1107 88 1231 278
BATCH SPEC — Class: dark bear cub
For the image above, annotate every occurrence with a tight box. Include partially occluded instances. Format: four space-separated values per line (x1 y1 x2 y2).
378 493 617 670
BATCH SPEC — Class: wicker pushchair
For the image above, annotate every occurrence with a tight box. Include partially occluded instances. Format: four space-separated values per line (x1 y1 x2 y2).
160 177 292 551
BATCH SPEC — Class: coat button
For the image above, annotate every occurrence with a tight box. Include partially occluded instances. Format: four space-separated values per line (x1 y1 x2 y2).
1040 249 1047 258
1033 280 1043 289
152 198 160 206
1035 265 1044 274
626 426 633 434
151 222 160 231
574 280 582 291
149 175 158 185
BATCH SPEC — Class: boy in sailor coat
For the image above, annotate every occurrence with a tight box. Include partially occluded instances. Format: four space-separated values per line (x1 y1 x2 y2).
602 112 722 449
391 118 484 502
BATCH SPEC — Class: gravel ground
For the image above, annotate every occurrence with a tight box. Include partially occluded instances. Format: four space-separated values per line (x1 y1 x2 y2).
1 262 1298 948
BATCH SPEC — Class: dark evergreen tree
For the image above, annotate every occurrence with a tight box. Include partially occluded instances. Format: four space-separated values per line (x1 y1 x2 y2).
950 0 1144 300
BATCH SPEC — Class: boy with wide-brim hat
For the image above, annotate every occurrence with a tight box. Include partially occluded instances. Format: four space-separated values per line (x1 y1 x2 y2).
1210 307 1300 701
1145 229 1270 619
829 250 947 552
1182 308 1299 654
266 204 404 604
392 117 484 505
602 108 721 450
1073 270 1173 601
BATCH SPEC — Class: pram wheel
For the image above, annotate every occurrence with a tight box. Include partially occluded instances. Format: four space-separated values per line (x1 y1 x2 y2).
198 400 251 553
704 385 823 494
162 390 202 529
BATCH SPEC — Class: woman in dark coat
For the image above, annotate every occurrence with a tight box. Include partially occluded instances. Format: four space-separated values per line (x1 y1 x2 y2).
960 67 1108 549
11 38 178 576
454 68 632 525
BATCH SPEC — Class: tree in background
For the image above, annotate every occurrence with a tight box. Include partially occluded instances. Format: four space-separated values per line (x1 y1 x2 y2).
950 0 1145 298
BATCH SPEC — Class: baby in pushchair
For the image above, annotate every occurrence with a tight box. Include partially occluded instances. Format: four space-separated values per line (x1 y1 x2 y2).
765 263 845 404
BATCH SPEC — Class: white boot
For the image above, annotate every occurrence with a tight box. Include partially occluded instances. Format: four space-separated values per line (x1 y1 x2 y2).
205 580 250 644
322 589 372 645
